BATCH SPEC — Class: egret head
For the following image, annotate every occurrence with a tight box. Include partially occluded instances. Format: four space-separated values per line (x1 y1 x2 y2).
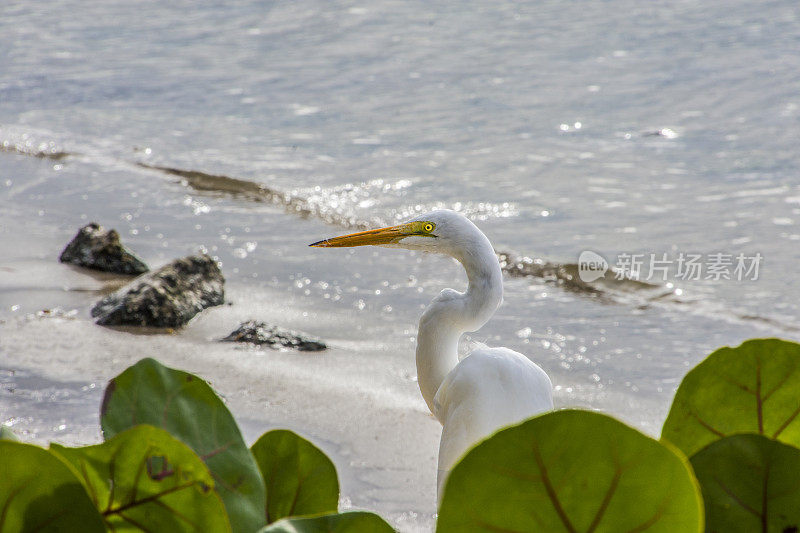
309 209 486 257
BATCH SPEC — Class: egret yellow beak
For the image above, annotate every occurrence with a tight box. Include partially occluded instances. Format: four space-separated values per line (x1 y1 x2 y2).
309 224 411 248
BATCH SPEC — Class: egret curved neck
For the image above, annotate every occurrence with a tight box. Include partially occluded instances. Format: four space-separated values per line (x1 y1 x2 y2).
415 239 503 417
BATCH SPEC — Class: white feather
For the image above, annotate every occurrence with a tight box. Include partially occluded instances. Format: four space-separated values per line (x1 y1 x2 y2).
401 210 555 502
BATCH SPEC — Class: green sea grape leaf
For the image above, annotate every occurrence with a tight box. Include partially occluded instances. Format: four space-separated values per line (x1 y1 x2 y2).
662 338 800 457
251 429 339 523
52 424 230 532
100 357 265 532
0 441 105 532
0 425 19 441
437 410 703 533
690 434 800 533
257 511 395 533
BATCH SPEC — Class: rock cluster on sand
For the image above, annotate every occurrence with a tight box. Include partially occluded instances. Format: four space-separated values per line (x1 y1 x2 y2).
91 254 224 327
59 223 149 275
222 320 327 351
59 225 326 344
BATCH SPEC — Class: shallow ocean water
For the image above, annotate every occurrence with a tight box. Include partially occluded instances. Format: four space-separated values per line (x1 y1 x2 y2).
1 1 800 530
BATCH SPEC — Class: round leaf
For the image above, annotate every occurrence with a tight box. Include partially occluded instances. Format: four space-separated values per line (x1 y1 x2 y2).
257 511 395 533
52 425 231 532
437 410 703 533
0 441 105 532
0 426 19 441
251 430 339 523
691 434 800 532
662 338 800 457
100 358 266 533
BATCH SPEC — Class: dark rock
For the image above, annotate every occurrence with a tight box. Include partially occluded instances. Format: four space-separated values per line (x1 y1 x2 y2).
91 254 224 327
221 321 327 351
497 252 603 295
641 128 677 138
496 251 673 304
60 223 149 275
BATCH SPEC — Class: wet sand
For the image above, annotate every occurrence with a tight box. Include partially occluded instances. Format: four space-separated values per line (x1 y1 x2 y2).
0 270 441 531
0 210 440 530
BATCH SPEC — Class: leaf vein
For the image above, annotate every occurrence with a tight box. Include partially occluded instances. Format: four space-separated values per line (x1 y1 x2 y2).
689 411 726 437
103 480 197 516
151 497 203 530
713 476 760 517
771 404 800 439
586 467 622 533
0 483 27 530
531 442 577 533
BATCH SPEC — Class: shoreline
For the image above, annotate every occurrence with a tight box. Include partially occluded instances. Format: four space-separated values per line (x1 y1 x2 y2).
0 279 442 531
2 153 797 531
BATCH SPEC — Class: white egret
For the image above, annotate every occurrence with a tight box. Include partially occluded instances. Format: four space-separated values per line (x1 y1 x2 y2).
310 209 553 500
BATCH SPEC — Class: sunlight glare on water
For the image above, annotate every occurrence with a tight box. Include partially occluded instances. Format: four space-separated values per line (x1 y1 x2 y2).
1 1 800 530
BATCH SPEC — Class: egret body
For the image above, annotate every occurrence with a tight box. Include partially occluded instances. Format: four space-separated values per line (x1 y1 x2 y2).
311 209 553 500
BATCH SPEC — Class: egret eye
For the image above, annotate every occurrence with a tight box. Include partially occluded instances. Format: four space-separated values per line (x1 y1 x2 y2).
424 223 433 232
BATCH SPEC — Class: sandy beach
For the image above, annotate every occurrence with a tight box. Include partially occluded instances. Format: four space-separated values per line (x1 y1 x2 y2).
0 260 442 531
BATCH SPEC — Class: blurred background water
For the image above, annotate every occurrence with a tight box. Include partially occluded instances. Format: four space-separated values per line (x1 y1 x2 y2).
1 0 800 529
